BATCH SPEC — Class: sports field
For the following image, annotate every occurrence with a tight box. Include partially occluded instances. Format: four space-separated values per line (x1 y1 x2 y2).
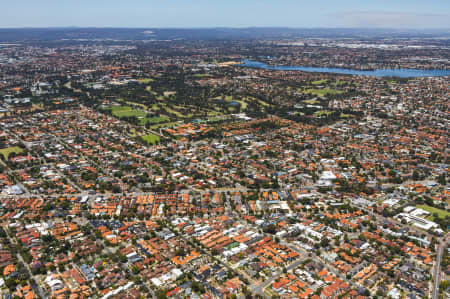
0 146 24 159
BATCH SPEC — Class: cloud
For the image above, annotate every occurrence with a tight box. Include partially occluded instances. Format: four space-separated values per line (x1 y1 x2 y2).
330 11 450 28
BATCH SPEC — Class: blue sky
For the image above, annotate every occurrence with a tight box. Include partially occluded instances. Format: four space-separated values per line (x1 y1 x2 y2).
1 0 449 28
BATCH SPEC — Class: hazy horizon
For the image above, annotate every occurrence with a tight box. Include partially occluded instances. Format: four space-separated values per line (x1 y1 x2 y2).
1 26 450 31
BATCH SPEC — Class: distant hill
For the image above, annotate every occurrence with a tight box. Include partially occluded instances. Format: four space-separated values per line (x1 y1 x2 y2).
0 27 449 42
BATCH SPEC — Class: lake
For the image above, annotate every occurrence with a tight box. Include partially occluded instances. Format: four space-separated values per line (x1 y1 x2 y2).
239 60 450 78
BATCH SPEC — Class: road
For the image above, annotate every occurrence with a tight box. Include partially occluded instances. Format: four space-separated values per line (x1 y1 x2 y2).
4 227 47 299
251 258 304 297
432 236 447 299
281 240 353 285
0 187 274 202
84 220 156 299
52 165 83 192
245 222 355 299
172 224 259 296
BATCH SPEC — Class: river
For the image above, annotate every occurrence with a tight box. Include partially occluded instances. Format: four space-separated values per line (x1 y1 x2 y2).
239 60 450 78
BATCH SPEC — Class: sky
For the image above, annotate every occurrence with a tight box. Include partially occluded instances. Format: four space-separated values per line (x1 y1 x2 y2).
1 0 449 29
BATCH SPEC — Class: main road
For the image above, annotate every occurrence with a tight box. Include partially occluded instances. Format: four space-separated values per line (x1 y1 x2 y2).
4 227 47 299
432 236 447 299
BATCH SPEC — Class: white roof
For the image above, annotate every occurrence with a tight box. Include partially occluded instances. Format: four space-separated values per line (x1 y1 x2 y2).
151 278 162 287
404 206 416 213
320 171 337 180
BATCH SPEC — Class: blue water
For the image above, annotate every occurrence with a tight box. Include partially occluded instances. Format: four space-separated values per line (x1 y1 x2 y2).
239 60 450 78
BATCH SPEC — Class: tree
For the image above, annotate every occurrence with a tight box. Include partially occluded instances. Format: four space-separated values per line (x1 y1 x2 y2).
5 278 17 290
439 280 449 290
191 280 205 293
320 237 329 248
131 265 140 275
437 173 446 185
263 224 277 234
156 289 168 299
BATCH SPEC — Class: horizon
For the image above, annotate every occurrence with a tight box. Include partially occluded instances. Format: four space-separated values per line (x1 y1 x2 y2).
1 26 450 31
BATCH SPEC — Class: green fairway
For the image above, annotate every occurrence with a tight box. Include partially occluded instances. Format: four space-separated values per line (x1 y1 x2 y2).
214 95 248 110
109 106 168 125
137 78 153 84
111 105 146 118
257 100 271 107
340 113 354 118
207 115 227 122
314 110 333 117
146 116 170 124
312 79 328 85
206 110 221 116
160 103 186 117
0 146 24 160
140 134 160 145
150 121 182 130
116 99 148 110
417 205 450 220
234 100 248 110
303 99 320 105
192 74 210 78
305 88 343 96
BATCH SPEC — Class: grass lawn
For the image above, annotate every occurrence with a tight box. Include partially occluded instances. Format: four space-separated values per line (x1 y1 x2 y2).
146 116 170 124
257 100 271 107
163 91 176 97
115 100 166 116
109 106 168 125
214 95 248 110
416 205 450 220
127 128 138 137
116 99 148 109
340 113 354 118
312 79 328 85
207 116 226 122
140 134 160 145
303 99 320 105
206 110 221 116
138 78 153 84
305 88 343 97
234 100 248 110
150 104 161 111
160 103 185 117
111 106 146 118
150 121 182 130
314 110 334 117
0 146 24 159
192 74 210 78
